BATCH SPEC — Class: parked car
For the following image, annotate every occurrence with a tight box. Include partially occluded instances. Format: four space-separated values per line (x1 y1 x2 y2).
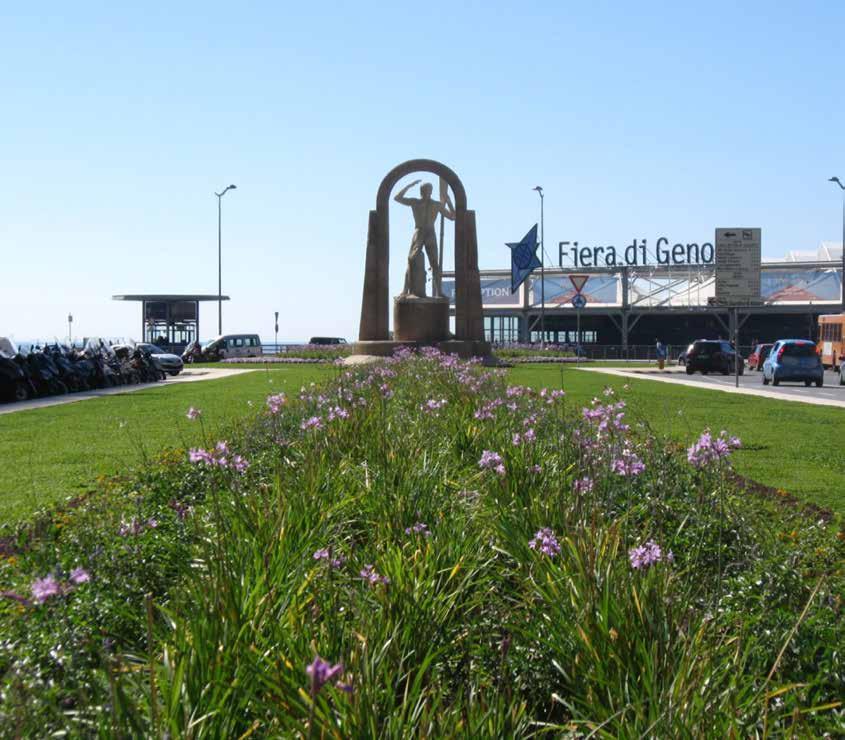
677 343 693 365
684 340 743 375
136 343 184 376
746 343 774 371
762 339 823 387
202 334 263 359
309 337 347 346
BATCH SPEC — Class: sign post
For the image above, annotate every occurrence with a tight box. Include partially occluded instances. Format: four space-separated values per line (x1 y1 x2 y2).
568 276 589 363
274 311 279 352
715 228 761 389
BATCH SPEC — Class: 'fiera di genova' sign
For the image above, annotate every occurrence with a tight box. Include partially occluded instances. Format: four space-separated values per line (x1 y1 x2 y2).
559 237 715 268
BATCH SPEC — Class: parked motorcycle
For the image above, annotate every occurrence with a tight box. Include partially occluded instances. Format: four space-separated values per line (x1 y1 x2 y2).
0 338 34 402
1 337 166 404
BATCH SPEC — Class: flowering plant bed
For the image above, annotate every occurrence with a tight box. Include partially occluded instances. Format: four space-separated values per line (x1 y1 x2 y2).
1 348 843 736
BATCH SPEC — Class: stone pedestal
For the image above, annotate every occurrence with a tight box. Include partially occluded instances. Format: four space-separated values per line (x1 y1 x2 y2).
393 296 449 343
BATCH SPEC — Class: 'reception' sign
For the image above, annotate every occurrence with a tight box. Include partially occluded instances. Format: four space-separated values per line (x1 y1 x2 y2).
558 237 715 268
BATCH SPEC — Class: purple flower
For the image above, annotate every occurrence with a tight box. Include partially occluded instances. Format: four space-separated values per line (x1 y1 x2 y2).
306 656 344 695
528 464 542 474
0 590 30 606
169 499 192 520
478 450 504 471
404 522 431 537
314 548 346 568
611 446 645 477
31 575 62 603
186 406 201 420
326 405 350 422
687 429 742 469
230 454 249 474
629 540 667 570
266 393 286 414
573 476 594 495
188 447 213 465
528 527 561 557
69 567 90 585
360 564 389 585
300 416 323 431
421 398 447 414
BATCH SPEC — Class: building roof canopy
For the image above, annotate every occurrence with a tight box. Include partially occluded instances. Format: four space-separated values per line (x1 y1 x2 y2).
112 294 230 302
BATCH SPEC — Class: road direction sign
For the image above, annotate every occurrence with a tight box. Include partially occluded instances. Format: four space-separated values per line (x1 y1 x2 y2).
568 274 589 293
571 293 587 309
714 228 761 305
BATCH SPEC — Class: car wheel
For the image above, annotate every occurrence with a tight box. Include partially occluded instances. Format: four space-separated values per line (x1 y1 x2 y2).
804 379 811 387
702 370 709 375
816 379 823 387
168 370 180 376
13 381 29 402
685 367 694 375
773 377 780 386
839 372 845 386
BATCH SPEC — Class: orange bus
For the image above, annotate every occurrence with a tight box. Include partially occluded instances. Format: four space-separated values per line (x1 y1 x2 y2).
818 313 845 369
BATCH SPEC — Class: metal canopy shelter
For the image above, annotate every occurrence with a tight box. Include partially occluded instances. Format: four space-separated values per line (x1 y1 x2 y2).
112 294 229 352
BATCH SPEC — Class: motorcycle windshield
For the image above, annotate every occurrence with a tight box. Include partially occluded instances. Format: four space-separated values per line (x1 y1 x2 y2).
0 337 17 359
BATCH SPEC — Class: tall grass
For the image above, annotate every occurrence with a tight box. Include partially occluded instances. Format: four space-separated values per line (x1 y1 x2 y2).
1 349 843 736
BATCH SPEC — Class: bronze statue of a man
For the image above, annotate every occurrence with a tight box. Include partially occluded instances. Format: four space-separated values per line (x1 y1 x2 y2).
394 179 455 298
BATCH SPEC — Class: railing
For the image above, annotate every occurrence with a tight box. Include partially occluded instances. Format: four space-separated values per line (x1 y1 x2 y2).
492 343 758 361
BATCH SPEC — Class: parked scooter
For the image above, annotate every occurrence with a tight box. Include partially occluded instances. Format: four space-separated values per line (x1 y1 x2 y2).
20 345 69 397
1 336 167 404
0 338 35 403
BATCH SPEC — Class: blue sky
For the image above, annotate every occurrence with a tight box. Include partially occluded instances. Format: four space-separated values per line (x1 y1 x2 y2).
2 1 843 343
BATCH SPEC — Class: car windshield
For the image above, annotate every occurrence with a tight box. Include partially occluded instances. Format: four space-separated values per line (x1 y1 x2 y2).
783 343 816 358
140 344 164 354
693 341 720 351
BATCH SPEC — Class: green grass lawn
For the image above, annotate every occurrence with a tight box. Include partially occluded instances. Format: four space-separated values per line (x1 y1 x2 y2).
2 362 843 523
0 366 332 522
511 364 845 516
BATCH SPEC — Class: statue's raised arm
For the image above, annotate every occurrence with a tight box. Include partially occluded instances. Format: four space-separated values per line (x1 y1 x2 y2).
394 179 422 205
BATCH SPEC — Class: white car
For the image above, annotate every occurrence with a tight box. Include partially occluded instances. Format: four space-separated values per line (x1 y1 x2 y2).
137 343 184 376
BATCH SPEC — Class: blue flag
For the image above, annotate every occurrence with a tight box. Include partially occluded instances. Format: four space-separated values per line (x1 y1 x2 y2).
507 224 541 294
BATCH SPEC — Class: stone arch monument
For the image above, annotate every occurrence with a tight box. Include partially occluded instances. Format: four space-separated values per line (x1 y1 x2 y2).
355 158 489 358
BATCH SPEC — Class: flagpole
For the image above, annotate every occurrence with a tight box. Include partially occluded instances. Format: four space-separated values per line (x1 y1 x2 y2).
533 186 545 348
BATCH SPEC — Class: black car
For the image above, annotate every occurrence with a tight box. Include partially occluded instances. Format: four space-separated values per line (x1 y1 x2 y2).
308 337 347 345
685 340 744 375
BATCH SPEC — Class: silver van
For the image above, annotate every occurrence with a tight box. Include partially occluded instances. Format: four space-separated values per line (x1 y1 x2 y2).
203 334 263 359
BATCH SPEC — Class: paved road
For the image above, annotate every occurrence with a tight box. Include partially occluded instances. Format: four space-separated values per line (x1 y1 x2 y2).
579 365 845 409
677 367 845 402
0 367 255 416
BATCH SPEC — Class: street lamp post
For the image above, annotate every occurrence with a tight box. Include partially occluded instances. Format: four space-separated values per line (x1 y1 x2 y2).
274 311 279 352
532 186 545 348
67 313 73 345
829 177 845 313
215 184 237 335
